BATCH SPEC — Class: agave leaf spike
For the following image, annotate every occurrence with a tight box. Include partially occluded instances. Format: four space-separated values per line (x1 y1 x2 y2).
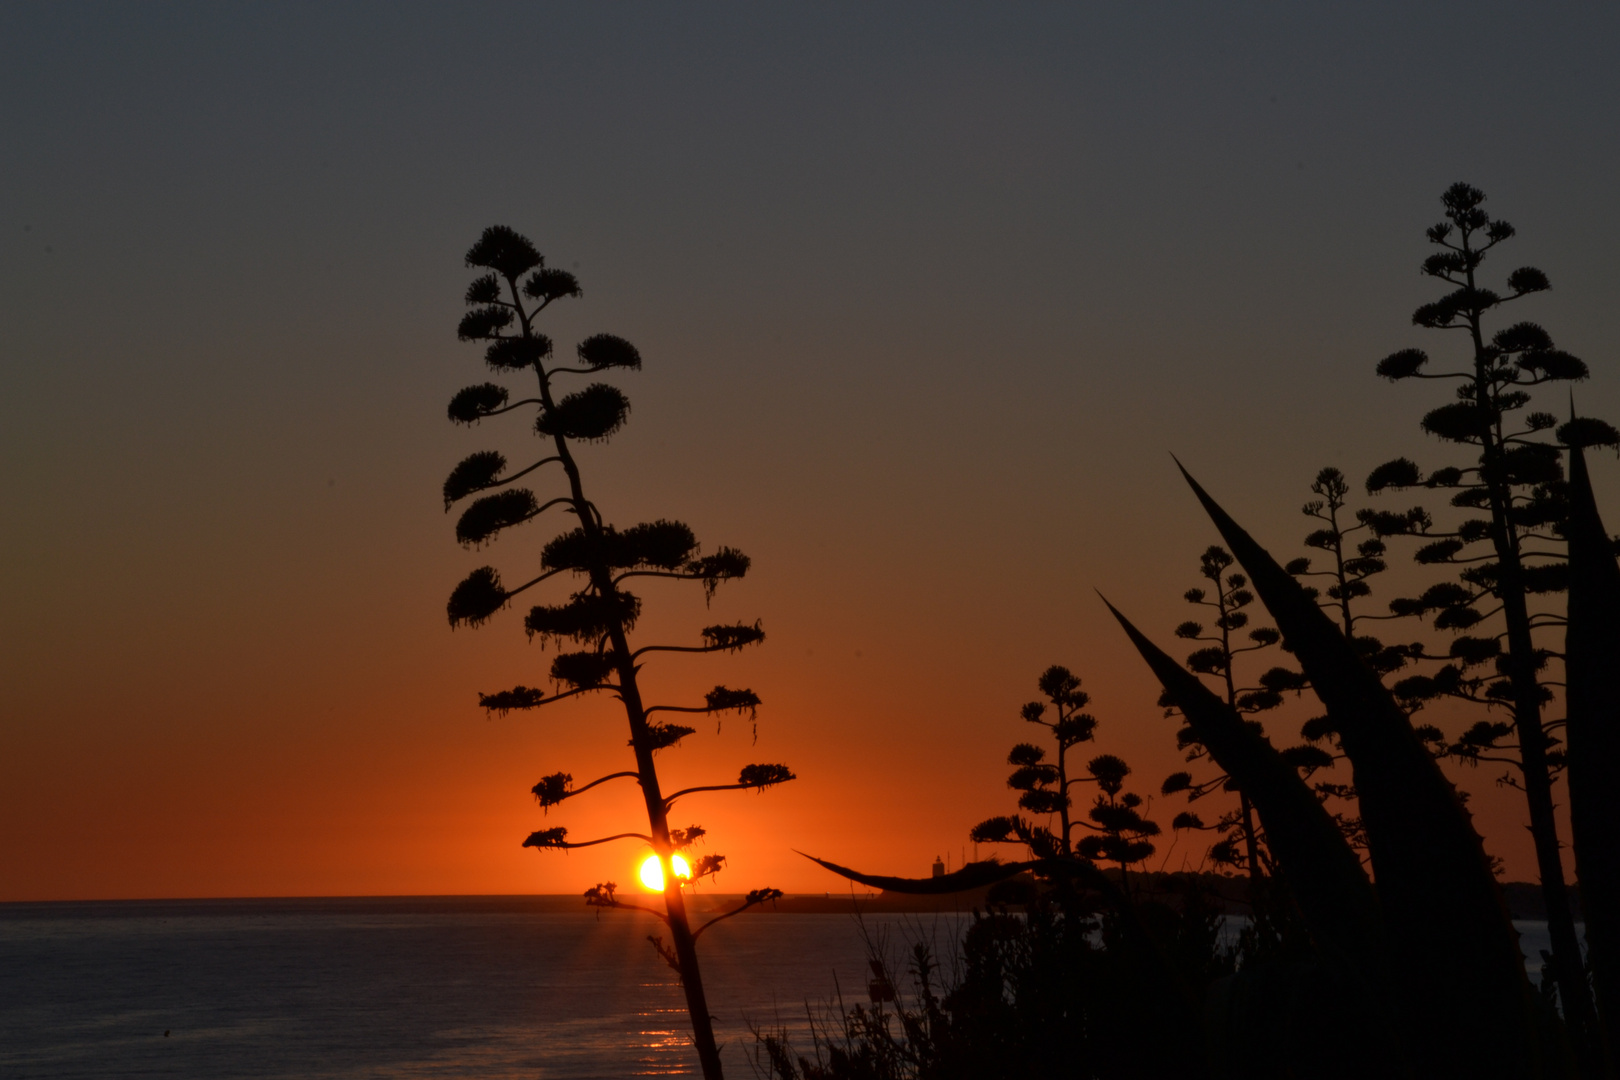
1170 457 1537 1078
1563 443 1620 1062
1100 597 1407 1054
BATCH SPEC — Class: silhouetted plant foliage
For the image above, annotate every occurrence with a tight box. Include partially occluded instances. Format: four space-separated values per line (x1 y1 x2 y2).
1362 183 1613 1046
441 225 792 1080
456 488 541 546
783 184 1620 1080
971 665 1160 881
1160 545 1298 877
447 382 510 424
447 566 507 628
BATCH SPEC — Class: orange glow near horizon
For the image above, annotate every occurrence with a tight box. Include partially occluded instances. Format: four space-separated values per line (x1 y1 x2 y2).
639 855 691 892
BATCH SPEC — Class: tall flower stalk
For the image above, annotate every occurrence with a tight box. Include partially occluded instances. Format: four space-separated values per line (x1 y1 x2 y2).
443 227 793 1079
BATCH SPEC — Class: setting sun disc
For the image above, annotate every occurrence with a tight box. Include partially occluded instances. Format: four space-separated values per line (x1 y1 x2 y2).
638 854 691 891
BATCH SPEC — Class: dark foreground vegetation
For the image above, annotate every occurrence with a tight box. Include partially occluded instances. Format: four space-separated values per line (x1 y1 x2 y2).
776 185 1620 1080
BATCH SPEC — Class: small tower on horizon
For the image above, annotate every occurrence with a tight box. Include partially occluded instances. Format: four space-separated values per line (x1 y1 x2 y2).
931 855 945 878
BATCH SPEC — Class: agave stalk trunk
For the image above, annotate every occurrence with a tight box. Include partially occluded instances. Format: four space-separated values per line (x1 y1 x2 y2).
1457 253 1598 1059
522 304 725 1079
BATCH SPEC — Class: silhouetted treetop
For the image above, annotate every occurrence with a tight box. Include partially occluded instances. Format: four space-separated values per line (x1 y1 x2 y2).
465 225 543 280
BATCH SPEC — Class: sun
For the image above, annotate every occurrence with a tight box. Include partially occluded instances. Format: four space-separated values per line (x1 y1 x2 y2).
638 854 691 891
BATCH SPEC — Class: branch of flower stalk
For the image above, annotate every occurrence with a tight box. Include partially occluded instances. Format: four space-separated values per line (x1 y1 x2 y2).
693 888 785 940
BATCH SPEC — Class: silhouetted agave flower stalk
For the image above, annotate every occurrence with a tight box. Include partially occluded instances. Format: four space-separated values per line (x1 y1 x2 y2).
965 666 1160 885
1162 545 1295 882
441 226 795 1080
1173 461 1540 1078
1361 184 1619 1056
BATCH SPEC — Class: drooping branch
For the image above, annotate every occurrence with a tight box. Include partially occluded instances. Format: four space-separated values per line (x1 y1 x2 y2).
456 492 577 547
584 881 668 922
693 888 785 940
443 452 564 509
533 770 641 811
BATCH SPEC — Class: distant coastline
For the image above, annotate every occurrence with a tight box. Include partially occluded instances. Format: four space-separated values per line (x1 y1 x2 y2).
0 878 1575 921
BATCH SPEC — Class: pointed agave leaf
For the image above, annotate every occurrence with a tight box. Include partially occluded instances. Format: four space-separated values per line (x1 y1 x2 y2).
1102 602 1391 997
1173 462 1535 1076
1562 445 1620 1054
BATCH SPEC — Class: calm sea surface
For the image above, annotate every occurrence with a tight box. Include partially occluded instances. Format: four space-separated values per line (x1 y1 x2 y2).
0 897 1564 1079
0 897 972 1079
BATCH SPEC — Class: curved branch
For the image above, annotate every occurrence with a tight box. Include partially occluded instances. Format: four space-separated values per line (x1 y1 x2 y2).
547 832 651 849
492 455 564 489
612 569 714 587
559 771 642 804
502 566 570 600
632 643 729 661
480 397 545 417
481 683 618 714
663 782 761 807
694 889 784 940
592 897 670 921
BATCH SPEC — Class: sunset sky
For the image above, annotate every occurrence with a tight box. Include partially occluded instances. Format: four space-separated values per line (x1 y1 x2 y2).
5 2 1620 901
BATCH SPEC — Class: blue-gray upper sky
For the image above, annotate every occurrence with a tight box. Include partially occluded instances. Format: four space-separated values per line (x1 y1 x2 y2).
4 2 1618 897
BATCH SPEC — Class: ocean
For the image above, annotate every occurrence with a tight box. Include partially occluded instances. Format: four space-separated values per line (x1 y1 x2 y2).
0 896 973 1079
0 896 1565 1079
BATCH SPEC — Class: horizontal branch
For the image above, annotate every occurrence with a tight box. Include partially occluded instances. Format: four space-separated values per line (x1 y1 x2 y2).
632 643 728 660
599 898 668 920
480 684 614 714
523 829 650 850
